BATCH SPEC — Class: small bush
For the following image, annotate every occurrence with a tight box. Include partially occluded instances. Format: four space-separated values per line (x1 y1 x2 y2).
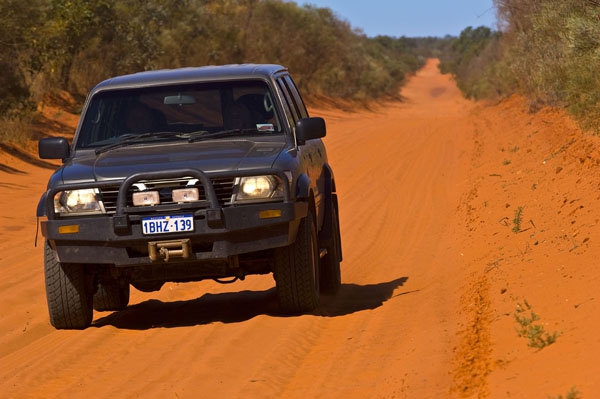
512 206 523 233
514 300 561 350
549 386 581 399
0 115 35 146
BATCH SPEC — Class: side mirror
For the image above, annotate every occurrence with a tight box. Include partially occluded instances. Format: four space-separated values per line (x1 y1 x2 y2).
296 117 326 145
39 137 70 159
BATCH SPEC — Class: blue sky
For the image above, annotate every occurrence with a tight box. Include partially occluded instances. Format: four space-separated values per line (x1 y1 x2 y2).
297 1 498 37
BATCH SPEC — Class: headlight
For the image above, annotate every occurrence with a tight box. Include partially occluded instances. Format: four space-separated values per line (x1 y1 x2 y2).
234 175 284 202
54 188 105 215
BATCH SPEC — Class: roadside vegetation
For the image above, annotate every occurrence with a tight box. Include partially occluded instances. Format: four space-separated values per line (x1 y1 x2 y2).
0 0 430 145
6 1 600 145
514 300 561 350
440 0 600 131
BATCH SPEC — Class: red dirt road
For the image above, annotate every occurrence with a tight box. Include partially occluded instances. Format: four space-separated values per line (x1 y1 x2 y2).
1 60 598 398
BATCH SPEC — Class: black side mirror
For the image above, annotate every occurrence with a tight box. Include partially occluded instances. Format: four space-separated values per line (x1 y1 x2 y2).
296 117 326 145
39 137 70 159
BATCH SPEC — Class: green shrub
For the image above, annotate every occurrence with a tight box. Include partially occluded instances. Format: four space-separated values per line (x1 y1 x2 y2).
439 26 512 100
514 300 561 350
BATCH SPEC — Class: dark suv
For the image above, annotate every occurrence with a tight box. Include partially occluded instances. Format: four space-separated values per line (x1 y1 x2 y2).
37 64 342 329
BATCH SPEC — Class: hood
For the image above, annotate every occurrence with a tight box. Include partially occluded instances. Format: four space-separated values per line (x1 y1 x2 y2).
57 139 286 184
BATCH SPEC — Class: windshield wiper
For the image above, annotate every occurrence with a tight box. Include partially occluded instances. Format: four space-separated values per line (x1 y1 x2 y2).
187 128 261 143
94 132 182 155
95 129 265 153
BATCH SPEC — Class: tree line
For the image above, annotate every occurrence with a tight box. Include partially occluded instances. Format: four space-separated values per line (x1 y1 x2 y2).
1 0 431 143
439 0 600 130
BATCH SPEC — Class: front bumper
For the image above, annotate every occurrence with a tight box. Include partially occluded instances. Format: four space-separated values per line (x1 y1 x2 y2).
40 168 306 266
41 201 307 266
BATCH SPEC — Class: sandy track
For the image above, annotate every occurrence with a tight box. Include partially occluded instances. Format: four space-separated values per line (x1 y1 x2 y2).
1 60 598 398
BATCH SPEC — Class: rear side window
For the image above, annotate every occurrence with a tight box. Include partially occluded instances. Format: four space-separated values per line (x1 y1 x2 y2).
283 76 308 119
277 78 298 128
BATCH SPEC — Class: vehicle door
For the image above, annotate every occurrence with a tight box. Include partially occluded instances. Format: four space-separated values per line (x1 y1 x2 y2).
276 75 325 227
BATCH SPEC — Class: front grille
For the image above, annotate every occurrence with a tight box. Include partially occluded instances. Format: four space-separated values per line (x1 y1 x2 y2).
99 177 235 214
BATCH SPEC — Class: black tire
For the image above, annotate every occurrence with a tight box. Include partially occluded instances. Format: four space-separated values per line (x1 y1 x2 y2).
273 210 320 313
44 241 94 329
320 201 342 295
93 281 130 311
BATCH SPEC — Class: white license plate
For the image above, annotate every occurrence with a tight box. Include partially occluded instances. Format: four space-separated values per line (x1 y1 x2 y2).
142 214 194 235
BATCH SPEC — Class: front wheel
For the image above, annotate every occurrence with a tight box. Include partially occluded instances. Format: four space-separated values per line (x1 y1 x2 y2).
273 211 320 313
44 241 94 329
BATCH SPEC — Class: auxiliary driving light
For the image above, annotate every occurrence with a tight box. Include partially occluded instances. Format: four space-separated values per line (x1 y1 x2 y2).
172 188 199 203
132 191 160 206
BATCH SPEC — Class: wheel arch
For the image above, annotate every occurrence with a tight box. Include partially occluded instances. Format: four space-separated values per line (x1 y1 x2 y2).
37 192 48 217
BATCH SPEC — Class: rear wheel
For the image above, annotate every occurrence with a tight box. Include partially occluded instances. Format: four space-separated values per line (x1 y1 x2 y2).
44 241 94 329
273 210 320 313
93 280 130 311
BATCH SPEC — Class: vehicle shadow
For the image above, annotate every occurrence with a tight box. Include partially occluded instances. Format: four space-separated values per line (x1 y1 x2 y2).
92 276 411 330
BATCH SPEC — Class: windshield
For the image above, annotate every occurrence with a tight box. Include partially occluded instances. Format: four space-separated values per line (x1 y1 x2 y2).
75 80 282 149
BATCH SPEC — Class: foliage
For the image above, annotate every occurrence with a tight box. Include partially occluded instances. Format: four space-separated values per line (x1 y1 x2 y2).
512 206 523 233
501 0 600 129
549 386 582 399
441 26 495 75
442 0 600 130
514 300 561 350
0 0 45 116
0 0 428 144
438 26 516 100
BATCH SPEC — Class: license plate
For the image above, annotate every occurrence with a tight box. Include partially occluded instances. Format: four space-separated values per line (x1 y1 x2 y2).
142 214 194 235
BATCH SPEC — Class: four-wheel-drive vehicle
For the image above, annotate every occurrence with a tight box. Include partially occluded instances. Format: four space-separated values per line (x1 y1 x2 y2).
37 64 342 329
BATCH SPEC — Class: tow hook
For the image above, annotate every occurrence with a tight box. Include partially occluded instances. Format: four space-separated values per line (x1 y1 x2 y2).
148 239 191 262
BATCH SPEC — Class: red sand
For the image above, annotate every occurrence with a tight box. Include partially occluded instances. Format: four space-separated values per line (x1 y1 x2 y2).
1 59 597 398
